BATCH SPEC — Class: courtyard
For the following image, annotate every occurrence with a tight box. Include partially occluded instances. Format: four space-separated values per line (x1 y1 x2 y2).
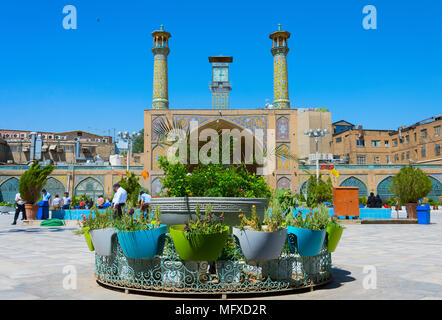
0 212 441 300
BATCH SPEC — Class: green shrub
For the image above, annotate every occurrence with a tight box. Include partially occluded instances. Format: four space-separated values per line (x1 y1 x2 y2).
19 162 55 204
305 174 333 207
389 164 432 205
118 172 142 207
159 157 271 198
359 196 367 206
286 204 330 230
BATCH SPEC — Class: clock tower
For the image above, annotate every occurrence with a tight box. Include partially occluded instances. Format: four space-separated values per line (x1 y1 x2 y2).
209 56 233 110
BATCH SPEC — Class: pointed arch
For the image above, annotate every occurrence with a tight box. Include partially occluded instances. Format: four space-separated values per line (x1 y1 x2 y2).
43 177 65 198
376 176 393 200
74 177 104 201
0 177 19 203
340 176 368 198
428 176 442 202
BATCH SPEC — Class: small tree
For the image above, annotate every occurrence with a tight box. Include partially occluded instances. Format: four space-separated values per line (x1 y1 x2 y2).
118 172 142 207
306 174 333 207
389 164 432 205
19 162 55 204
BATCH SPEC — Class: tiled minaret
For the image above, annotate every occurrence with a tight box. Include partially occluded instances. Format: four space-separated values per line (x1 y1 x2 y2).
270 24 291 109
152 25 171 109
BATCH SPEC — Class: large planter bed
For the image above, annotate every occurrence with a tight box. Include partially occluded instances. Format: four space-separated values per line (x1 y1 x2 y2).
151 197 268 226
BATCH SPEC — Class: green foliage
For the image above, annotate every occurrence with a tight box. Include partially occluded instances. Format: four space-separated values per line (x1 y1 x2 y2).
183 204 226 239
118 172 142 207
159 157 271 198
0 201 13 207
286 204 330 230
359 196 367 206
305 174 333 207
389 164 432 205
132 129 144 153
387 197 398 207
239 201 285 232
74 208 113 234
19 162 55 204
71 195 80 208
274 188 298 213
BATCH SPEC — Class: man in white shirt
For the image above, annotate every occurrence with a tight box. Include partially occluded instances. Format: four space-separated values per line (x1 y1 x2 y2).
52 195 61 210
112 183 127 219
62 192 72 209
12 192 26 225
139 191 152 217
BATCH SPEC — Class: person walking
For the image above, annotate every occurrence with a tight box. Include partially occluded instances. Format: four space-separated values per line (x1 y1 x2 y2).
139 191 152 217
12 192 26 225
112 183 127 219
52 195 61 210
62 192 71 209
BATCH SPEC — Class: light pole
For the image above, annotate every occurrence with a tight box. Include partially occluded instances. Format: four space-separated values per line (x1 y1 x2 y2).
117 131 141 172
304 128 329 181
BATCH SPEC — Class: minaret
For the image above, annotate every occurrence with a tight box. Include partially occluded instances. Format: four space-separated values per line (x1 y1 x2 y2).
209 56 233 109
151 25 171 109
270 24 290 109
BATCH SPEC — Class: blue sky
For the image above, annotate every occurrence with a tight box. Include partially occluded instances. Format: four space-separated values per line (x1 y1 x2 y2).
0 0 441 136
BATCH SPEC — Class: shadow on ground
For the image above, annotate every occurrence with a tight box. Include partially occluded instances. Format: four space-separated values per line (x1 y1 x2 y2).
321 267 356 290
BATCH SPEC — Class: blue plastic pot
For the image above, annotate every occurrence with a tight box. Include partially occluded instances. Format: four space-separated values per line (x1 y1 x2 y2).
287 226 326 257
117 225 167 259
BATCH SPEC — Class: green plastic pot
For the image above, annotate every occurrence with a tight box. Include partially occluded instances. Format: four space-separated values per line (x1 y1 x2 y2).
326 224 344 253
83 227 95 251
170 225 229 261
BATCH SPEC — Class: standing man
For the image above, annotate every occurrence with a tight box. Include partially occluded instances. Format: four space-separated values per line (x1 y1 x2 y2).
139 191 152 217
62 192 71 209
42 189 52 206
12 192 26 225
112 183 127 219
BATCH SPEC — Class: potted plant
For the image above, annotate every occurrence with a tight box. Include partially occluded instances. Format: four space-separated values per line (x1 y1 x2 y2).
170 204 229 261
389 164 432 219
285 205 329 257
74 219 95 252
18 161 55 220
116 206 167 259
82 208 117 256
326 215 344 253
232 201 287 261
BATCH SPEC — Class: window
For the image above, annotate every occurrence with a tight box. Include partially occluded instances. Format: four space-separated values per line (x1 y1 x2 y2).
357 155 366 165
374 156 380 164
384 140 389 147
394 154 399 162
371 140 381 147
405 135 409 144
414 132 417 141
336 137 342 143
436 144 441 156
393 139 398 146
5 134 10 138
435 126 441 137
421 129 427 138
406 151 410 159
20 133 26 138
42 135 47 139
401 153 405 161
103 138 108 143
386 155 391 163
356 139 365 147
48 135 53 139
421 146 426 158
13 134 19 138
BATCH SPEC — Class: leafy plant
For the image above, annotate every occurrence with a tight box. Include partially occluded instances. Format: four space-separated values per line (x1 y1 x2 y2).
114 205 162 232
327 215 344 230
274 188 298 213
389 164 432 205
183 204 226 239
238 201 285 232
19 162 55 204
0 201 13 207
74 207 114 234
359 196 367 206
305 174 333 207
286 204 330 230
118 171 142 207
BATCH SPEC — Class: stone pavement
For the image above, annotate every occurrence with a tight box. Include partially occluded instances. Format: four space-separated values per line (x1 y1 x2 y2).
0 212 441 300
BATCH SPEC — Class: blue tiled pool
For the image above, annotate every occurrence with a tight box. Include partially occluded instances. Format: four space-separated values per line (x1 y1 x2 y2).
52 207 392 220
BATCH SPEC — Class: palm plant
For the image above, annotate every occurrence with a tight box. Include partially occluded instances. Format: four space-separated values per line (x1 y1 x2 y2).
19 161 55 204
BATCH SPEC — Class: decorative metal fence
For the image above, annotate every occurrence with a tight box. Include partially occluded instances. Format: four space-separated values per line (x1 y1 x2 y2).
95 233 333 296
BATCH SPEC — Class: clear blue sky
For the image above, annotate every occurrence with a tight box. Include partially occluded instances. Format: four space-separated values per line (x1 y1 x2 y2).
0 0 441 136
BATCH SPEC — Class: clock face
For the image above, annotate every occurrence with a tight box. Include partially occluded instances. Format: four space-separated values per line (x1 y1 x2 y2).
213 67 228 82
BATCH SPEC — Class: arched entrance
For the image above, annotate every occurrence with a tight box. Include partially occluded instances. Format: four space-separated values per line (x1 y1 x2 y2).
0 178 19 203
377 176 393 200
75 178 104 201
43 177 65 198
340 177 368 198
428 176 442 202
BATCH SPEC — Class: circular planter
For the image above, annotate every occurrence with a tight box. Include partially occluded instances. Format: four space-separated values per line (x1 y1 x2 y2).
287 226 326 257
117 225 167 259
151 197 268 226
83 227 94 251
24 204 38 220
169 225 229 261
90 228 117 256
232 227 287 261
326 224 344 253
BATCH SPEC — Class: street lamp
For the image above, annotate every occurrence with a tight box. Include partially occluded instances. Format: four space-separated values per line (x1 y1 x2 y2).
117 131 141 171
304 128 329 181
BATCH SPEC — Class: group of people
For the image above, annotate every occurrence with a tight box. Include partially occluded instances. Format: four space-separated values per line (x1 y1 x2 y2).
11 184 152 224
366 192 384 208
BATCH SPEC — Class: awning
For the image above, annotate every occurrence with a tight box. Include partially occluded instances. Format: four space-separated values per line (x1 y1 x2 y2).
49 145 57 151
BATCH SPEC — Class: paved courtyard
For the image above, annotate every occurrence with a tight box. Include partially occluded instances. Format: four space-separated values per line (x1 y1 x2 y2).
0 212 441 300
